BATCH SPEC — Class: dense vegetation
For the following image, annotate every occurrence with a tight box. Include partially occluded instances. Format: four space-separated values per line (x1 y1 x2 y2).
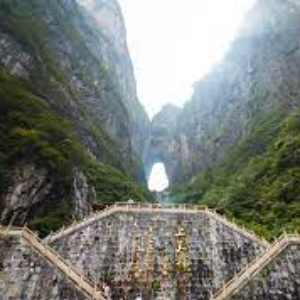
172 110 300 240
0 0 144 180
3 0 299 243
0 65 150 236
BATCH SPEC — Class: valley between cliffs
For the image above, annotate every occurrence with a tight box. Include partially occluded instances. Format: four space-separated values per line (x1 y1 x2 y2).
146 0 300 237
0 0 300 239
0 0 150 234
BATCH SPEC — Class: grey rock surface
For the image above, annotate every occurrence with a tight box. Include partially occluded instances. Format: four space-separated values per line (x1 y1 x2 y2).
0 0 149 224
0 165 53 225
80 0 150 159
0 164 95 225
0 31 33 79
0 0 149 180
146 0 300 185
145 104 181 182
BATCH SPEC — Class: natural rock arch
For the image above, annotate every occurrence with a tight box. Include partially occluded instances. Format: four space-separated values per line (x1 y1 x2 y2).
144 104 181 185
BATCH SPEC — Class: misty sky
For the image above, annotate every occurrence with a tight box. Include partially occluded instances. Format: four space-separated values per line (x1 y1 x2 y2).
148 163 169 192
120 0 257 191
120 0 256 118
79 0 257 191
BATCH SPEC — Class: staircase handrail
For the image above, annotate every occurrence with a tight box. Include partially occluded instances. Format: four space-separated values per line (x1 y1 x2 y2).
45 202 207 243
46 203 267 246
212 233 300 300
0 227 106 300
204 209 269 246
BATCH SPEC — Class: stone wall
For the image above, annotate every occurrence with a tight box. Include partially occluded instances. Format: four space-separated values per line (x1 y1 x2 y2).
229 242 300 300
0 235 89 300
52 210 266 300
1 208 298 300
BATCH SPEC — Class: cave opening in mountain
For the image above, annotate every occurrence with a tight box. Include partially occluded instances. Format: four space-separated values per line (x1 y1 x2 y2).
148 163 169 192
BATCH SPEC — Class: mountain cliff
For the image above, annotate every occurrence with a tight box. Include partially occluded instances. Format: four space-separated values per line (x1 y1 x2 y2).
150 0 300 236
77 0 149 158
169 0 300 184
145 104 181 182
2 0 300 239
0 0 150 232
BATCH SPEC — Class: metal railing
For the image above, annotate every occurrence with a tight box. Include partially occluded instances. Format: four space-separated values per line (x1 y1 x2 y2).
212 233 300 300
0 226 106 300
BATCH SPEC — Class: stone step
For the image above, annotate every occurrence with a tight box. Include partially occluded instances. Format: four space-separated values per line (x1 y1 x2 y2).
0 227 106 300
46 202 268 246
212 233 300 300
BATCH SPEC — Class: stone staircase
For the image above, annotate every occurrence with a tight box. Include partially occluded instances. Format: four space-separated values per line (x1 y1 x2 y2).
211 233 300 300
0 226 106 300
44 202 270 300
46 202 268 246
1 203 298 300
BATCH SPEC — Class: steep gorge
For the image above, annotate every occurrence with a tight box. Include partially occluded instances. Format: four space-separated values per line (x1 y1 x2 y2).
1 1 300 299
1 0 300 239
148 0 300 185
146 0 300 239
146 0 300 236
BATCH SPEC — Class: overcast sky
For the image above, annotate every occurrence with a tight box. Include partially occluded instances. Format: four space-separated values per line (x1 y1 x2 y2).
120 0 257 190
79 0 257 191
120 0 256 118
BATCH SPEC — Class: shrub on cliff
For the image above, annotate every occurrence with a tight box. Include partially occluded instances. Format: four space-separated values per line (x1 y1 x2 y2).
177 110 300 239
0 66 149 235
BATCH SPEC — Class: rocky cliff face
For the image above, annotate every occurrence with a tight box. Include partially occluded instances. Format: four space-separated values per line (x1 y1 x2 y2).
0 164 95 226
78 0 150 158
0 0 149 178
145 104 181 182
150 0 300 186
0 0 150 229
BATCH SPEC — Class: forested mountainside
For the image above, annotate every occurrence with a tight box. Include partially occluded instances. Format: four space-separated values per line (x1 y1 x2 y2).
1 0 300 240
147 0 300 238
0 0 150 234
179 110 300 238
